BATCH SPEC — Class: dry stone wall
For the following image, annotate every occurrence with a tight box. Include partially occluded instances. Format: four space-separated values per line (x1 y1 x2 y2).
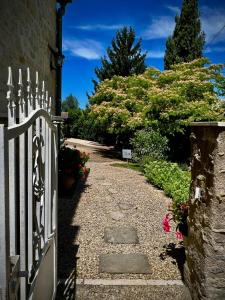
0 0 57 120
184 123 225 299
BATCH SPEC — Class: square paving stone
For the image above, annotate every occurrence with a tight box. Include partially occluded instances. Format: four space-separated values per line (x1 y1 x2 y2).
99 254 151 274
118 202 134 210
104 227 138 244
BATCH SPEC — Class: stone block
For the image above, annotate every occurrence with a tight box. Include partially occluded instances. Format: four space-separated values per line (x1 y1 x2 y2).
110 211 124 221
99 254 151 274
118 202 134 210
104 227 139 244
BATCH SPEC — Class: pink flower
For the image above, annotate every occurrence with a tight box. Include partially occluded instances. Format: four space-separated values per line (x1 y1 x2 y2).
175 230 183 240
162 214 171 233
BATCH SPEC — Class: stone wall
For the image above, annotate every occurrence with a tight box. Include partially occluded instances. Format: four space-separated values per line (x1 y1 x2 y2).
184 123 225 299
0 0 57 120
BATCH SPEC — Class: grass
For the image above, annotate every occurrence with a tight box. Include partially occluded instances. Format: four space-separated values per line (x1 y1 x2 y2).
110 162 142 172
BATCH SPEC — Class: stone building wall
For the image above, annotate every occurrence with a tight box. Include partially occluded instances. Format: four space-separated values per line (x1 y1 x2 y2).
184 123 225 299
0 0 57 121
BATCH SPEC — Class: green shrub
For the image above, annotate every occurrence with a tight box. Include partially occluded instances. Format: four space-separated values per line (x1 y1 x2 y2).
144 159 191 222
130 129 169 162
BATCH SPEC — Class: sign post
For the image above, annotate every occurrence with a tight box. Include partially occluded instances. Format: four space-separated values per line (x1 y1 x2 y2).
122 149 132 164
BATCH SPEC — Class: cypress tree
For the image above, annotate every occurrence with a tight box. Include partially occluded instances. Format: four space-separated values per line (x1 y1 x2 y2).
95 26 147 82
164 0 205 69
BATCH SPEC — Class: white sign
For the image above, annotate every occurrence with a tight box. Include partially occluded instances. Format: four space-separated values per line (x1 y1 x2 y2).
122 149 132 159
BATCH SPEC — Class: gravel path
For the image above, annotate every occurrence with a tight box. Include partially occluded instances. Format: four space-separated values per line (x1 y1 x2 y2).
59 139 184 282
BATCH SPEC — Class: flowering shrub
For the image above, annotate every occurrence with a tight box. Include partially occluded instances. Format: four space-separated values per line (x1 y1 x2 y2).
58 146 90 191
89 58 225 143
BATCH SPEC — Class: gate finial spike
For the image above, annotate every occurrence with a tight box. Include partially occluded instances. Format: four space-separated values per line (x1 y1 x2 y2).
18 69 22 86
7 66 16 126
27 67 31 95
41 81 45 108
18 69 25 122
35 71 40 109
27 67 31 83
45 90 48 110
35 71 39 85
49 96 52 114
7 66 13 87
27 67 33 114
42 81 45 92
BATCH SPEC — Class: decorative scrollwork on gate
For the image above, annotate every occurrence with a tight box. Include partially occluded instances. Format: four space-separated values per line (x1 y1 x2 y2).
33 134 45 199
32 132 45 270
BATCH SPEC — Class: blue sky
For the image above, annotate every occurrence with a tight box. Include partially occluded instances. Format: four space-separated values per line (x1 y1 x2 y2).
62 0 225 108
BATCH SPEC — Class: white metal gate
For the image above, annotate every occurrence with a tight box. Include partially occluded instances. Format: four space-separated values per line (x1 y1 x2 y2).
0 67 58 299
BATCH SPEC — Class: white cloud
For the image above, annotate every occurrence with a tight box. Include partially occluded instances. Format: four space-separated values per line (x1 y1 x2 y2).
204 46 225 54
146 50 164 59
143 5 225 43
142 16 175 40
63 39 104 60
201 6 225 44
166 5 180 14
73 24 124 31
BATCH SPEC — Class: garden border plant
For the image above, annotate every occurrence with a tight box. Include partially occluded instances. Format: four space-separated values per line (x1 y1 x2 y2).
128 128 190 238
144 159 190 237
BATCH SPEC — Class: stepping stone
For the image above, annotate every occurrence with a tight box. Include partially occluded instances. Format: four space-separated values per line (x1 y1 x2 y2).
110 211 124 221
95 176 105 181
99 254 151 274
118 202 134 210
104 226 138 244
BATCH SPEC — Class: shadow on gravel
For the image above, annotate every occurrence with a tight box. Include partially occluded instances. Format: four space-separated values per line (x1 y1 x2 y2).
57 180 89 299
159 242 186 280
91 148 122 161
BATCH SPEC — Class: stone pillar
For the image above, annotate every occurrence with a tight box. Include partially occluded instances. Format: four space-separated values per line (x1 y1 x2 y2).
184 122 225 300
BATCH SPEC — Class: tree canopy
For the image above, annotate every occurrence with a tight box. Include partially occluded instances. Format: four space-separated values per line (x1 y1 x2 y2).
95 26 147 84
62 94 79 112
89 59 225 142
164 0 205 69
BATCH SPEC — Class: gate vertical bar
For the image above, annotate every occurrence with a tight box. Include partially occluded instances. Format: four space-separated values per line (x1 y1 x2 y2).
20 67 32 299
27 124 33 278
53 129 58 293
27 70 34 277
0 125 10 300
18 68 28 298
48 97 53 233
34 73 41 263
41 81 46 246
7 67 17 256
48 128 52 234
19 120 27 299
44 119 49 239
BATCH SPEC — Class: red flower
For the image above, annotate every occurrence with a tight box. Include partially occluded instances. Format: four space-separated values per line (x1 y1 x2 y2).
83 167 90 175
162 214 171 233
175 230 183 240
